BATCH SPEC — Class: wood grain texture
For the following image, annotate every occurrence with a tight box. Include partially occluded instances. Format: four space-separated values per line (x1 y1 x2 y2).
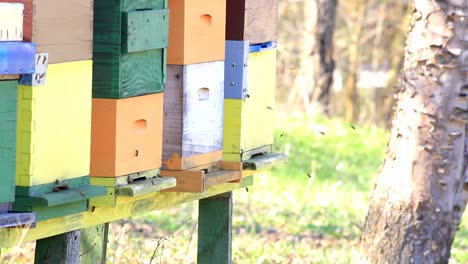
90 93 164 177
1 0 32 41
122 9 169 53
0 176 253 248
163 62 224 169
0 80 17 204
198 193 232 264
0 212 36 228
32 0 93 63
226 0 278 44
167 0 226 64
35 230 81 264
16 61 92 186
160 169 241 193
80 223 109 264
93 0 167 98
164 150 222 171
223 48 276 160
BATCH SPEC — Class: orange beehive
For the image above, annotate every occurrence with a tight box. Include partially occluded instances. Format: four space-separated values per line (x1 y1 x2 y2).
167 0 226 65
90 93 164 177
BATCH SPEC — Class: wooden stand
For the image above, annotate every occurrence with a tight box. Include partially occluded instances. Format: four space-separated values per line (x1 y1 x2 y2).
198 192 233 264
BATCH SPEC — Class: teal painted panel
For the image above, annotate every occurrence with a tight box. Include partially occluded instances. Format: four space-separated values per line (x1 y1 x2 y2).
123 9 169 53
0 80 18 204
12 200 88 222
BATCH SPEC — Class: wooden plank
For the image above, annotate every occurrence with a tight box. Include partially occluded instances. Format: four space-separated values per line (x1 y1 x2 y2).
198 192 232 264
0 212 36 228
204 170 241 190
35 230 81 264
167 0 226 64
122 9 169 53
80 223 109 264
90 169 160 187
0 3 23 41
13 185 107 207
242 152 288 170
226 0 278 44
0 74 20 80
90 93 163 177
16 61 92 187
0 176 253 248
32 0 93 63
115 177 176 196
15 176 90 197
160 169 241 193
13 200 88 222
0 80 17 204
164 150 223 170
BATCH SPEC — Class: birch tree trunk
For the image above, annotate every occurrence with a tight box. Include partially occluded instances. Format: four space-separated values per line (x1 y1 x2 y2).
359 0 468 262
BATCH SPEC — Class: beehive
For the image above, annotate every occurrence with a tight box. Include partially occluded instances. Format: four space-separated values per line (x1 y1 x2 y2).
223 42 277 161
0 80 18 205
93 0 168 98
163 61 224 170
167 0 226 65
225 0 278 44
90 93 164 177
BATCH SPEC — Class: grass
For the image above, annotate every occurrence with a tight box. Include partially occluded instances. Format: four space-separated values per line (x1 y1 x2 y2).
1 114 466 263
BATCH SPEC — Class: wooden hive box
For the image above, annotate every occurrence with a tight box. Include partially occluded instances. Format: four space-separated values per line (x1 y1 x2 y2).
93 0 168 98
226 0 278 44
13 60 106 221
0 80 18 206
1 0 93 64
223 42 277 162
167 0 226 65
162 61 224 170
90 93 164 178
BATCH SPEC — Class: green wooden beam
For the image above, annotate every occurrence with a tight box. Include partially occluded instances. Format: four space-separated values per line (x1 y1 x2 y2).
80 223 109 264
197 192 233 264
35 231 81 264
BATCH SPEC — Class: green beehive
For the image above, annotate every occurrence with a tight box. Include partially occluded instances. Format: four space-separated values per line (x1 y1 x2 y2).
93 0 168 99
0 80 17 206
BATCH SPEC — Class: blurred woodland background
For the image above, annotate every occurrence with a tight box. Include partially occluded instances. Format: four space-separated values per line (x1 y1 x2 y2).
277 0 410 127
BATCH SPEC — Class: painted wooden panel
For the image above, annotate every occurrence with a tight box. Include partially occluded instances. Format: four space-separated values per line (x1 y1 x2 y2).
26 0 93 63
0 3 23 41
0 42 36 74
226 0 278 44
0 80 17 204
223 48 276 161
224 41 249 99
16 61 92 186
0 176 253 247
19 53 48 86
167 0 226 65
13 200 88 221
122 8 169 53
93 0 167 98
1 0 32 42
90 93 164 177
163 61 224 169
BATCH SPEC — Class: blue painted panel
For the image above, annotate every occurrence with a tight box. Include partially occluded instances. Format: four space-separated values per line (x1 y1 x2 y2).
224 40 249 99
249 41 277 53
0 42 36 75
19 53 49 86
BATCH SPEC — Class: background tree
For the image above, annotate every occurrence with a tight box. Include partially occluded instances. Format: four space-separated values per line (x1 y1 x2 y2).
359 0 467 262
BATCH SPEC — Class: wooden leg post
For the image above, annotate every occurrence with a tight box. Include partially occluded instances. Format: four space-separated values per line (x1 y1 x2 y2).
34 230 81 264
80 223 109 264
197 192 233 264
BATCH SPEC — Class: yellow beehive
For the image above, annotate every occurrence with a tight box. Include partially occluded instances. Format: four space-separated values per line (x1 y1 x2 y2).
16 60 92 186
223 48 276 162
